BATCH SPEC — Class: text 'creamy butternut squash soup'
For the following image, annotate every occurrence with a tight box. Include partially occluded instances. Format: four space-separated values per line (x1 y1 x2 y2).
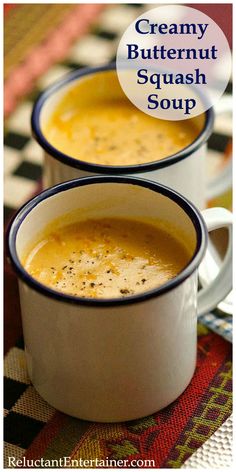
22 217 191 299
43 71 202 166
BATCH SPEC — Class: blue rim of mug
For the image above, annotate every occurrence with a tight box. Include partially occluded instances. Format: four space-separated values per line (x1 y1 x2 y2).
31 63 214 174
7 176 208 307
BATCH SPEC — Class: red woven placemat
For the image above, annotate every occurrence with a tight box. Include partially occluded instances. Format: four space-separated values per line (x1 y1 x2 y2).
4 279 232 468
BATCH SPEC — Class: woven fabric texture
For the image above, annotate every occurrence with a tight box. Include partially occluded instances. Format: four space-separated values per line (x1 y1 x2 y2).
4 3 233 468
4 326 232 468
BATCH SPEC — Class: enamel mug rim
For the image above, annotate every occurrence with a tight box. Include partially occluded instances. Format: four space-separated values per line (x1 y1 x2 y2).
31 63 214 175
8 176 208 307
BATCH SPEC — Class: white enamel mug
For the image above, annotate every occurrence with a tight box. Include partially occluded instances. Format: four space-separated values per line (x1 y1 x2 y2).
32 64 216 209
8 176 232 422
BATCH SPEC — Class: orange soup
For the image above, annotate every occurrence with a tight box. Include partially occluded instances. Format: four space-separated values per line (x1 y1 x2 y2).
44 73 200 166
22 217 191 299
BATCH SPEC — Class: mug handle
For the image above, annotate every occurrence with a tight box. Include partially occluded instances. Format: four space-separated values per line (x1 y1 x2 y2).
197 207 233 317
207 96 232 201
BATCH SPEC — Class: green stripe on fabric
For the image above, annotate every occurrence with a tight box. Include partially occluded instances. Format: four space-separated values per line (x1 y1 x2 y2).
42 417 92 461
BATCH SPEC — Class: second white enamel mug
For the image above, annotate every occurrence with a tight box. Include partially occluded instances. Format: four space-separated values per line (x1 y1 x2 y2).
32 64 215 209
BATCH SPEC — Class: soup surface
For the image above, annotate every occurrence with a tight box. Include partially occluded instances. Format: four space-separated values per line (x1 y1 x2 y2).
22 217 191 299
44 88 199 165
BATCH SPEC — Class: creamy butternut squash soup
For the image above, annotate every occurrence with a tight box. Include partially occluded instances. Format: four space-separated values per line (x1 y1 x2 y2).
43 76 200 166
22 218 191 299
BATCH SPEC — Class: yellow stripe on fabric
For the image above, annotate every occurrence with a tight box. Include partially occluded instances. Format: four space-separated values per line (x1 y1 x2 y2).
166 361 232 468
4 5 73 78
71 423 125 466
42 417 93 461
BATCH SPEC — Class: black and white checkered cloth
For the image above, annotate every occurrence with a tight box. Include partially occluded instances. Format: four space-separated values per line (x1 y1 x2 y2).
4 337 55 461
